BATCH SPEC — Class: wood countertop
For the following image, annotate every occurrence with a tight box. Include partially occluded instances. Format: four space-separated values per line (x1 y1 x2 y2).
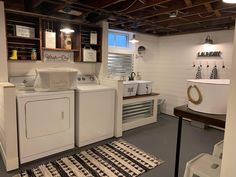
123 92 160 100
174 105 226 128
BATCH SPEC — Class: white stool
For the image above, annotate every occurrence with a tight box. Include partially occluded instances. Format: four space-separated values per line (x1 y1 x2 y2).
213 140 224 159
183 153 221 177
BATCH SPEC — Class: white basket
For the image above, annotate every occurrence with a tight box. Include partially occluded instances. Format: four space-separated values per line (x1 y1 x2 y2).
34 68 78 91
123 81 138 97
136 80 152 95
213 140 224 159
184 153 221 177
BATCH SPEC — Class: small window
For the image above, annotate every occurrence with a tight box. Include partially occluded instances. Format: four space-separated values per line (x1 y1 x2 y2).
108 31 128 48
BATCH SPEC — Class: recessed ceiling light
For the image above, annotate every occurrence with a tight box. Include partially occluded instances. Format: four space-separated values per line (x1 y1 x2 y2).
223 0 236 3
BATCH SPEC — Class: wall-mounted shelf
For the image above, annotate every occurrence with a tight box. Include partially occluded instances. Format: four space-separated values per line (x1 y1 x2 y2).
7 36 40 41
6 10 41 61
5 9 103 63
42 47 80 52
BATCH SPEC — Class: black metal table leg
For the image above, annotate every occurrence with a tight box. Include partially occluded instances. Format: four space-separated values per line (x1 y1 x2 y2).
174 116 183 177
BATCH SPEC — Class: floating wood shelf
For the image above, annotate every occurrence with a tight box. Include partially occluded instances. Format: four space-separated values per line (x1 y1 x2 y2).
42 47 80 52
123 93 160 100
8 36 40 40
8 42 38 46
6 19 36 26
8 59 39 62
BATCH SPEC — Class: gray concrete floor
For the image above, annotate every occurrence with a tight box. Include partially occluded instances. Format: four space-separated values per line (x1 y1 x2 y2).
0 114 224 177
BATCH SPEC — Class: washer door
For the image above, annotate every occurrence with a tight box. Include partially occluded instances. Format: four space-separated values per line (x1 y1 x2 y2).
25 98 70 139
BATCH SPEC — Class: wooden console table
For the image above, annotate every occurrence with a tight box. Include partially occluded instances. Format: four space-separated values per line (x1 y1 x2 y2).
173 105 226 177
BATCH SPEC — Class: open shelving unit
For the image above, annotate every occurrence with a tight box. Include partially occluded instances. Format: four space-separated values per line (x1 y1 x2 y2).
6 11 41 61
5 9 103 63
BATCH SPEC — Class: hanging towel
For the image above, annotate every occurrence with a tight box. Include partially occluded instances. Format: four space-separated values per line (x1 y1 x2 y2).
210 66 218 79
195 66 202 79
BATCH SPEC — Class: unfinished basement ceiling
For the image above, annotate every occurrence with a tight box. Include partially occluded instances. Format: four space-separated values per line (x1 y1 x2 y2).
4 0 236 36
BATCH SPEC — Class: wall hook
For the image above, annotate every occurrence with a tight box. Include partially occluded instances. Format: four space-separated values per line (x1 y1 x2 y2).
222 61 225 68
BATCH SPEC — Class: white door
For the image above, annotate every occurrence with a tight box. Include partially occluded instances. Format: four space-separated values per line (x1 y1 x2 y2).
25 98 70 138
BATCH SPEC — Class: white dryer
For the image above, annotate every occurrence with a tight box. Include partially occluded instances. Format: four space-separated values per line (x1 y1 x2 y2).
10 76 75 164
75 75 115 147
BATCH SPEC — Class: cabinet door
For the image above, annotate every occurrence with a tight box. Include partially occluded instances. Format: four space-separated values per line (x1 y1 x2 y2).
25 98 70 139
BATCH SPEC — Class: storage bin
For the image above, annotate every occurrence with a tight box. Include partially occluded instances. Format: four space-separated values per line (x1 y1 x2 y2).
83 48 97 62
137 80 153 95
34 68 78 91
123 81 138 97
213 140 224 159
183 153 221 177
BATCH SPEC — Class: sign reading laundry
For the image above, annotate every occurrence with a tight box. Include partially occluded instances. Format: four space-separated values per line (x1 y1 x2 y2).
197 51 221 57
43 50 73 62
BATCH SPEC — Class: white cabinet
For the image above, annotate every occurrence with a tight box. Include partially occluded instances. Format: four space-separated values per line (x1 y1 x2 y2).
76 88 115 147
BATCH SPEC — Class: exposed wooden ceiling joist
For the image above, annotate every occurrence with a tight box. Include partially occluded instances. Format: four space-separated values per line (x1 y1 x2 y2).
184 0 193 7
3 0 235 36
167 14 235 28
86 0 127 9
122 0 171 14
141 0 219 20
30 0 45 9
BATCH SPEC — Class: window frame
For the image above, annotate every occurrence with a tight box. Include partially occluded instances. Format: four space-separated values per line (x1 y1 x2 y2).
108 30 134 51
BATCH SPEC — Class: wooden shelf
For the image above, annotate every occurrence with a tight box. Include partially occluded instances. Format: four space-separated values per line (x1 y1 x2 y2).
81 43 101 46
123 93 160 100
8 59 40 62
42 47 80 52
8 36 40 40
77 61 101 63
6 19 36 26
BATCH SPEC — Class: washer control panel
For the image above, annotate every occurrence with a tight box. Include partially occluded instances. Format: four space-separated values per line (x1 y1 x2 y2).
77 75 98 84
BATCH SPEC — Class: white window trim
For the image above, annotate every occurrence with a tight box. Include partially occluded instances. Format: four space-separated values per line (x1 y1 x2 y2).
108 29 135 54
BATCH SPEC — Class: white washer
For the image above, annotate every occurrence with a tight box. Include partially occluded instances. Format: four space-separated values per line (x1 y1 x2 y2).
75 75 115 147
10 76 75 164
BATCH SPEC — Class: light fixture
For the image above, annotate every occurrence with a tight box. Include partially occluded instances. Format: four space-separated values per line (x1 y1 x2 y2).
60 27 75 34
169 11 178 18
129 34 139 43
223 0 236 4
204 35 213 45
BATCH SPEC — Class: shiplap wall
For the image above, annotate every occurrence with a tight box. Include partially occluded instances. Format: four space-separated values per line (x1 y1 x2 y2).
134 30 234 115
8 62 96 76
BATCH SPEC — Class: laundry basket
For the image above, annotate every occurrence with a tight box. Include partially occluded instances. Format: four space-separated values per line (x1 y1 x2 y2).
34 68 78 91
183 153 221 177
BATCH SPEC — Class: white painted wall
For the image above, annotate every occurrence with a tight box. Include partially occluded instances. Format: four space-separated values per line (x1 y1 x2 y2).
220 25 236 177
134 30 234 115
0 2 8 82
8 62 96 76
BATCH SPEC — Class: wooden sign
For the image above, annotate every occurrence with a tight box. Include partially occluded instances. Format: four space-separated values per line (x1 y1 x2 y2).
43 50 73 62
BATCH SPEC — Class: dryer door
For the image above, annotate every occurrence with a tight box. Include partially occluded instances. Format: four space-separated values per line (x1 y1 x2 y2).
25 98 70 139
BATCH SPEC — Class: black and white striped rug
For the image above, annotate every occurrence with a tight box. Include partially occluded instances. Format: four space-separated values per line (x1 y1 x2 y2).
14 139 163 177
